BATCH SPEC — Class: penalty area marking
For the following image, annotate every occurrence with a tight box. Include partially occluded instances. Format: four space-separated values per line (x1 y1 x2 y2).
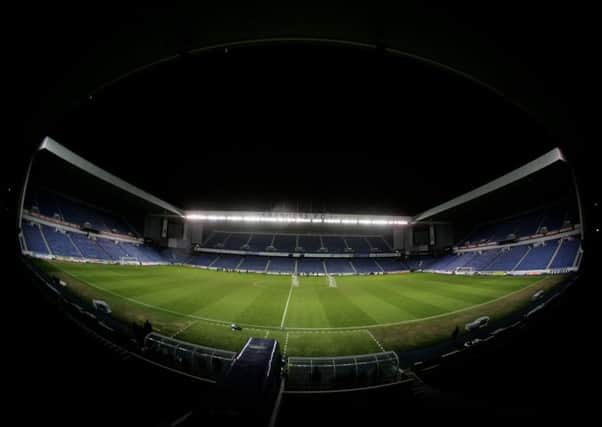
171 319 199 338
280 280 295 328
283 332 290 355
365 329 386 352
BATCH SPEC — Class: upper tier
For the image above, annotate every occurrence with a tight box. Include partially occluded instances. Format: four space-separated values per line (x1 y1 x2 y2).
24 189 138 237
458 204 578 247
200 231 393 254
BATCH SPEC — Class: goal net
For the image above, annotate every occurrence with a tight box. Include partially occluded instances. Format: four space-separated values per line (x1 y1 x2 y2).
327 274 337 288
455 266 475 275
291 274 299 287
120 256 140 265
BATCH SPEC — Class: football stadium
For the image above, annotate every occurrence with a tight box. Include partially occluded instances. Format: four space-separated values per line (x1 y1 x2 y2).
18 136 582 398
16 11 597 426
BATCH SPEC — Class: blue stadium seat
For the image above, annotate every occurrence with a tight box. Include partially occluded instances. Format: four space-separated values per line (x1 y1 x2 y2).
351 258 381 273
376 258 408 272
322 236 347 253
464 249 501 270
297 258 325 274
188 253 219 267
238 256 268 272
70 233 111 260
248 234 273 251
325 259 354 274
41 225 80 257
515 239 560 270
298 235 322 253
549 238 580 269
223 233 252 250
272 235 297 252
23 223 49 254
513 211 544 238
203 232 230 248
96 238 129 260
344 237 371 253
212 254 244 269
267 257 295 273
365 236 391 252
484 245 529 271
539 206 567 232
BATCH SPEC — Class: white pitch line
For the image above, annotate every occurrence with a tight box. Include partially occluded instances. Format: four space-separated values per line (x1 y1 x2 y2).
365 329 386 352
283 332 290 355
265 330 270 339
441 349 460 358
170 410 193 426
59 268 550 332
171 319 199 338
279 282 295 329
62 270 283 329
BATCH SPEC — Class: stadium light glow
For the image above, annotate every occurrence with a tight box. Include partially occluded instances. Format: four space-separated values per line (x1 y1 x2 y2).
185 212 409 226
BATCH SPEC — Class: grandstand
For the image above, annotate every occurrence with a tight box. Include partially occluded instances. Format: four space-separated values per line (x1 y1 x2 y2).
20 187 581 276
20 199 581 276
16 138 584 396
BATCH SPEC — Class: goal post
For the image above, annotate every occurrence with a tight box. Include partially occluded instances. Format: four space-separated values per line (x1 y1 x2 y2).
327 274 337 288
455 266 475 275
120 256 141 265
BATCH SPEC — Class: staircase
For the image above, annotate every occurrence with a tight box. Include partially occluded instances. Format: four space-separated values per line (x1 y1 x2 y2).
512 246 532 271
349 260 357 274
235 257 245 270
546 239 564 269
38 225 53 254
67 233 84 257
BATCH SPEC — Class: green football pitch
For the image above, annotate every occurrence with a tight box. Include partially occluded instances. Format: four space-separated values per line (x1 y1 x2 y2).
34 260 566 357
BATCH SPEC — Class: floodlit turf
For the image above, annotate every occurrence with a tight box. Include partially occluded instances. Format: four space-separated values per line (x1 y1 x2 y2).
33 260 566 356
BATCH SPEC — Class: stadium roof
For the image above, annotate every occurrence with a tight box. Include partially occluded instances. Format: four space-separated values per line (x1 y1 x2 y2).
29 42 564 216
414 148 567 222
36 137 184 217
28 137 573 230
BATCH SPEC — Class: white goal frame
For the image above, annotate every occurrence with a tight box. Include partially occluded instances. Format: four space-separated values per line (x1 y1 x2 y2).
455 266 476 275
327 274 337 288
120 256 141 265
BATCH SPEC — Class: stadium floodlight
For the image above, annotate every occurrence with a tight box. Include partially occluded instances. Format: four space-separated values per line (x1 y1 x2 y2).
186 214 207 220
185 211 409 226
208 215 227 221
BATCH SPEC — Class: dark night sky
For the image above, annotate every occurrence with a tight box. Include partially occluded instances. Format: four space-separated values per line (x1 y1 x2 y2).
23 41 556 216
15 5 597 220
8 5 601 426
